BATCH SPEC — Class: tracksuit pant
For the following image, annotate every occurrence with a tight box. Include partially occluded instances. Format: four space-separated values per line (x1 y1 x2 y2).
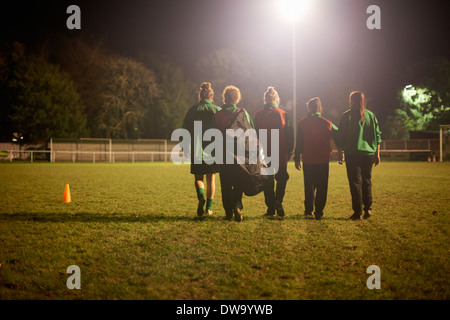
303 163 329 215
264 166 289 211
345 155 374 215
219 173 243 215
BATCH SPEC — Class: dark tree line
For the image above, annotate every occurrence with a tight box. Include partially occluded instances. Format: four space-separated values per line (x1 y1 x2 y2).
0 37 195 143
0 42 87 142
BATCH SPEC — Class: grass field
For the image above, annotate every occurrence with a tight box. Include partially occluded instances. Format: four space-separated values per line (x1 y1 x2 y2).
0 161 449 300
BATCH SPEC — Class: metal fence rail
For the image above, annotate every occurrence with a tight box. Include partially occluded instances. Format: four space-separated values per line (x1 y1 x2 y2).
0 138 444 162
1 150 177 163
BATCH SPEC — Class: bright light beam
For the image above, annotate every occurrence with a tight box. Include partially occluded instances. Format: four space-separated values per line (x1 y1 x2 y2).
278 0 311 147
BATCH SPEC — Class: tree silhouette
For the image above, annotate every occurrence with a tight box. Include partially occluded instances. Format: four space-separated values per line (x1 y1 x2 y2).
2 42 87 143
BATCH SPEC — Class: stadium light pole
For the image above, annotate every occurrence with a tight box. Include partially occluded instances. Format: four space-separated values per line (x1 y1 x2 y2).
278 0 304 149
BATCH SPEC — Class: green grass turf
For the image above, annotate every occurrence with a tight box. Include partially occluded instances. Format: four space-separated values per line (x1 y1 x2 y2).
0 161 448 299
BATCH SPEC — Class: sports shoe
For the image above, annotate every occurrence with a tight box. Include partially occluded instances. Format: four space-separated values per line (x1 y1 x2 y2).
274 200 285 217
197 199 206 217
304 212 314 219
264 208 275 217
363 210 372 219
205 210 213 216
349 212 362 220
234 207 243 222
314 212 323 220
225 210 233 221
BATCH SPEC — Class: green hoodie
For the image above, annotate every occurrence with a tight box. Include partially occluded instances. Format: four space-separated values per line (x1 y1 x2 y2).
337 109 382 155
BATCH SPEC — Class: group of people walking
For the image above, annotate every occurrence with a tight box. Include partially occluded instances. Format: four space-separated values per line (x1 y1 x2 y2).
182 82 381 222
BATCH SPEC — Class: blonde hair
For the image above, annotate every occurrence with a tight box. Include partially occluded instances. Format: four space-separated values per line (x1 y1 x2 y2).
222 85 241 105
198 82 214 101
306 97 323 114
264 86 280 104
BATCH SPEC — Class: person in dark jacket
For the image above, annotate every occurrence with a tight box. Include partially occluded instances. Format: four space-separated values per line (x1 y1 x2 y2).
215 85 254 222
336 91 381 220
254 86 294 218
294 97 338 220
182 82 221 217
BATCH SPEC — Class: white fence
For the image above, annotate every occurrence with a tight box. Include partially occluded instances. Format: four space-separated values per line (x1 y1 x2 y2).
49 138 173 162
0 138 443 163
0 138 179 163
380 139 439 152
0 150 175 163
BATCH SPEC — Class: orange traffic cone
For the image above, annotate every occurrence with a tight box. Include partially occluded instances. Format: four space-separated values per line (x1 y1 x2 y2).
62 184 71 203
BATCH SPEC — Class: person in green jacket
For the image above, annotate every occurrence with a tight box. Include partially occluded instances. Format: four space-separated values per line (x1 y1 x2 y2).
337 91 381 220
182 82 221 217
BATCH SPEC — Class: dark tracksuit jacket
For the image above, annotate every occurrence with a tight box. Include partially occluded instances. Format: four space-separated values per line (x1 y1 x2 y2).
254 103 294 167
254 103 294 208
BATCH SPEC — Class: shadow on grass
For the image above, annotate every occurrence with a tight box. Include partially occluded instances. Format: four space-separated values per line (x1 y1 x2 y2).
296 216 351 221
0 212 204 223
0 212 353 223
0 213 291 223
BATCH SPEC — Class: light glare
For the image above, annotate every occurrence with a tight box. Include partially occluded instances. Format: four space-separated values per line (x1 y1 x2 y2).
278 0 308 21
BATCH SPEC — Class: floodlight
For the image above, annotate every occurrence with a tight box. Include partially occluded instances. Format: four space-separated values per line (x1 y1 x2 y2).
278 0 308 21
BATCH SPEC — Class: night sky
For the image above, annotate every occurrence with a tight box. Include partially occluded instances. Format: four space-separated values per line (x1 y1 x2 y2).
2 0 450 123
